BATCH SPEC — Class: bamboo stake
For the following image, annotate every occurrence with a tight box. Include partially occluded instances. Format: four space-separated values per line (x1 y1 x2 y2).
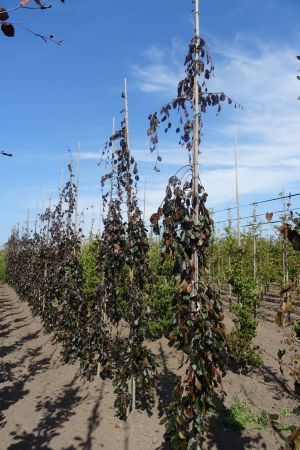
253 204 258 318
234 132 241 247
227 210 232 303
228 254 232 303
43 186 46 213
124 78 131 221
43 197 52 314
281 194 289 288
61 168 64 192
110 118 115 204
75 143 81 232
192 0 200 294
124 78 136 414
90 209 95 237
99 196 102 235
34 202 39 234
103 118 116 325
25 208 30 234
124 78 131 227
143 177 147 224
66 163 72 228
45 197 52 244
253 204 257 283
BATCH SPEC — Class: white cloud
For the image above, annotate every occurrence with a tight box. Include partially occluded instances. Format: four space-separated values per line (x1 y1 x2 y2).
80 151 101 161
132 40 185 94
132 64 181 94
132 35 300 210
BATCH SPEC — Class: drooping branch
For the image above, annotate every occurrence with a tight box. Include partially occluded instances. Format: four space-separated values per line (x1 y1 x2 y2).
0 0 64 41
147 36 241 171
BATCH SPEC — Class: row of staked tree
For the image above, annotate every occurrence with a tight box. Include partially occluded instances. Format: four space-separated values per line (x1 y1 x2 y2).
4 1 230 447
4 1 300 449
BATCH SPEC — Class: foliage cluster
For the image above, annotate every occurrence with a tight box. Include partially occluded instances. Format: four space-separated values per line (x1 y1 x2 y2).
209 219 300 370
0 248 6 283
222 396 268 431
146 240 177 339
0 0 64 42
79 239 102 296
228 265 262 369
210 227 300 292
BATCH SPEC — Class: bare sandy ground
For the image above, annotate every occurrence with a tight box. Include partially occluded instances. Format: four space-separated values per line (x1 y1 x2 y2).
0 283 299 450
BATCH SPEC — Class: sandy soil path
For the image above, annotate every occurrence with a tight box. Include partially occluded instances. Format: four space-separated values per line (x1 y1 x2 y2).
0 283 299 450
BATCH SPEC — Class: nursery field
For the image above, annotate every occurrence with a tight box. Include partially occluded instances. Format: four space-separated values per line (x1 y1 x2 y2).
1 283 299 450
1 1 300 449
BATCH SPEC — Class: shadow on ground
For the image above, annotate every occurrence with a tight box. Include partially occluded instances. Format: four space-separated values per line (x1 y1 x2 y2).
205 397 266 450
7 372 83 450
156 341 178 418
0 346 53 423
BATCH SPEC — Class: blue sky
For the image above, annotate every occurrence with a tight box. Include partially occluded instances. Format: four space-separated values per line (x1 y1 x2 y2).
1 0 300 243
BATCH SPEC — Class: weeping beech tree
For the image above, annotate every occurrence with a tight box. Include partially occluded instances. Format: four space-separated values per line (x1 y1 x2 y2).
100 81 156 419
147 1 238 448
6 83 157 419
6 162 112 381
6 164 85 352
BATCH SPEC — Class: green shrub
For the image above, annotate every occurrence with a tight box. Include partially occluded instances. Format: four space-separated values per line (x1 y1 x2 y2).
146 240 177 340
0 249 6 284
80 239 102 296
228 270 262 369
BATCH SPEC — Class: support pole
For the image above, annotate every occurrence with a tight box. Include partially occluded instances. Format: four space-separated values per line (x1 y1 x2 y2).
143 177 147 224
25 208 30 235
192 0 200 294
124 78 131 225
75 143 81 232
234 132 241 247
109 118 115 204
124 79 130 152
253 204 258 318
227 210 232 304
61 169 64 192
34 202 39 234
43 186 46 213
124 78 136 414
253 204 257 283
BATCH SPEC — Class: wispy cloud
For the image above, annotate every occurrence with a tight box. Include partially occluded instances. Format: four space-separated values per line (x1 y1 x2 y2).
132 40 185 94
80 151 102 161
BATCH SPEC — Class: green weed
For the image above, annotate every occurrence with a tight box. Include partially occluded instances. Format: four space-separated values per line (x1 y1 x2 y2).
222 396 268 431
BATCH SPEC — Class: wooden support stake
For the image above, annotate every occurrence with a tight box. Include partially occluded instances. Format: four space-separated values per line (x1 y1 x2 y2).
143 177 147 224
253 204 258 318
234 132 241 247
109 118 115 205
124 78 136 414
75 143 81 232
192 0 200 294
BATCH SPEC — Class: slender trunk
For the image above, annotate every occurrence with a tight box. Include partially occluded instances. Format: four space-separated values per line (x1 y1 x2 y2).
75 143 81 232
234 133 240 247
124 78 136 414
253 205 257 318
192 0 200 295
